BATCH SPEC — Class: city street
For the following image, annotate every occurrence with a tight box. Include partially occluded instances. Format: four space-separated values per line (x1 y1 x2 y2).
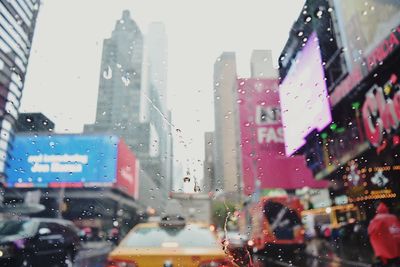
249 238 373 267
70 239 374 267
73 242 113 267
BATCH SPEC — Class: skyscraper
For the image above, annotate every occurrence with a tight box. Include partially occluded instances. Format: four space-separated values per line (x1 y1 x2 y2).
0 0 40 182
85 11 172 205
85 10 143 133
84 10 151 159
146 22 168 114
203 132 215 193
140 22 172 195
250 50 277 79
213 52 241 201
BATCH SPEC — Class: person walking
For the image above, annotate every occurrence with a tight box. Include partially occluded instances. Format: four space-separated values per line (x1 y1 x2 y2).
368 202 400 266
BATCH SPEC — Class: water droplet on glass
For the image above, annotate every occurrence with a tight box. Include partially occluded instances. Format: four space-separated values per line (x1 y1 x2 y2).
103 66 112 79
121 76 130 86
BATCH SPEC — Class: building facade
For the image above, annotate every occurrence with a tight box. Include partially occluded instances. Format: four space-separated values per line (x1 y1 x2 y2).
203 131 215 193
250 50 277 79
279 0 400 218
213 52 241 201
0 0 40 182
84 10 144 145
141 22 173 194
85 11 172 209
16 112 54 132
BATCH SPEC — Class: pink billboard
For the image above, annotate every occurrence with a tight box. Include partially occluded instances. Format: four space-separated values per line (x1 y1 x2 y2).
238 78 328 195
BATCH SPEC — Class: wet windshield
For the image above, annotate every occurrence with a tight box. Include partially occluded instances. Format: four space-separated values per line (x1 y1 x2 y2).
0 0 399 266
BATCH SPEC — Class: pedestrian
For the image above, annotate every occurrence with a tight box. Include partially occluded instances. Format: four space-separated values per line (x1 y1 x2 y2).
368 202 400 266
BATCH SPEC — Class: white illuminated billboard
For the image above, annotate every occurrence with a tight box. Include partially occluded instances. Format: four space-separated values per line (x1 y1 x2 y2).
279 32 332 156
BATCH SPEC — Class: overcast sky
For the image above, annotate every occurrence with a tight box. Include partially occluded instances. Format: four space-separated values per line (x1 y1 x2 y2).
21 0 304 183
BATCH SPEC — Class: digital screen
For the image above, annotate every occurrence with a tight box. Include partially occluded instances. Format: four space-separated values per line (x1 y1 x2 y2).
279 32 332 156
6 135 119 188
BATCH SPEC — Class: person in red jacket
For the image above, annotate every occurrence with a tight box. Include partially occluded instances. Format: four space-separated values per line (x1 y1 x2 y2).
368 202 400 265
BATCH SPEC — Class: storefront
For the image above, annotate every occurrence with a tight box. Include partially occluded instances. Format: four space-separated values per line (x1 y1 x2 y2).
306 45 400 220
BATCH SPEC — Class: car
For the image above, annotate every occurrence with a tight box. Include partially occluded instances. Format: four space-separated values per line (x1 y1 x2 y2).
245 196 306 254
107 215 232 267
0 217 81 267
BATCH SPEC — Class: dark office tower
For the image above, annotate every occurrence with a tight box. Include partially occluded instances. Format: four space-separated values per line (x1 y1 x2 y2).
86 10 143 130
84 10 148 158
0 0 40 182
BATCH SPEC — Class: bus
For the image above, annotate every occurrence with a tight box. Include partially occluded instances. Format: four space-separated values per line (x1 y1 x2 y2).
301 204 363 239
242 196 305 254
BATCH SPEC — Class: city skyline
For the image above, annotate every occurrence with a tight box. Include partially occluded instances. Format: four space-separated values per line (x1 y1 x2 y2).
20 0 305 180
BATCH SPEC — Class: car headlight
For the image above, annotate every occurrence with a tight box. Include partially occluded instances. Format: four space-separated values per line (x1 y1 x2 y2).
0 244 15 258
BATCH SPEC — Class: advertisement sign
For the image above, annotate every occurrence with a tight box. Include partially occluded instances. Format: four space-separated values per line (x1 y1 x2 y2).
333 0 400 71
6 135 136 191
116 139 139 199
342 159 399 203
6 135 118 187
238 78 328 195
362 73 400 149
307 52 400 180
279 32 332 156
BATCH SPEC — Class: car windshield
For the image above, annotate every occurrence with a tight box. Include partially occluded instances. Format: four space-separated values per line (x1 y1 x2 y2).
122 225 219 248
0 220 37 237
1 0 399 266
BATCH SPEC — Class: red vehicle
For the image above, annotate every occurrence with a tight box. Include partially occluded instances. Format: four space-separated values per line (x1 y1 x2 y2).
245 196 305 254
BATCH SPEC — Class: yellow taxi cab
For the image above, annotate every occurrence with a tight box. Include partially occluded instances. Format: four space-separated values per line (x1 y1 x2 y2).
107 215 232 267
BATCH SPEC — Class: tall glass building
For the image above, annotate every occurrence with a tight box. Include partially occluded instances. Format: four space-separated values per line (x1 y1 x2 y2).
0 0 40 181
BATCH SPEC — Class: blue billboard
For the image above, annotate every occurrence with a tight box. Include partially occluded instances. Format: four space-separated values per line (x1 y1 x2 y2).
6 134 119 188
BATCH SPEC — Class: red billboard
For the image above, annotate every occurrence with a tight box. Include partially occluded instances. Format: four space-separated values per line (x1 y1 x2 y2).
116 139 139 199
237 78 328 195
333 0 400 71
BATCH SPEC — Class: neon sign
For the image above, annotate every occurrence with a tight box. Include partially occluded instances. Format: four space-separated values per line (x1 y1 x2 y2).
343 159 399 202
362 74 400 147
367 25 400 71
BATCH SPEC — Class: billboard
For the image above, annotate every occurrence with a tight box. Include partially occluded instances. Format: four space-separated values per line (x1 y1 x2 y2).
333 0 400 71
6 134 139 198
116 139 140 199
279 32 332 156
238 78 328 195
342 159 399 203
